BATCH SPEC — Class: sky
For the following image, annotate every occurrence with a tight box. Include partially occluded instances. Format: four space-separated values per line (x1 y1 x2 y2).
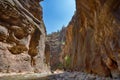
40 0 76 34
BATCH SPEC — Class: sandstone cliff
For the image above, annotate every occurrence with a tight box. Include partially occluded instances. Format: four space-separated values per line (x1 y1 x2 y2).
62 0 120 78
47 27 66 70
0 0 49 73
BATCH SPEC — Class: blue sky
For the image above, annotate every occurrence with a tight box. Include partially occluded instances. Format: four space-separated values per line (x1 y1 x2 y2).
40 0 76 34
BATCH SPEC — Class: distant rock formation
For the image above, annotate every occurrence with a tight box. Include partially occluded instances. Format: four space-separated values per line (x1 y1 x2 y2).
0 0 49 73
47 27 66 70
62 0 120 78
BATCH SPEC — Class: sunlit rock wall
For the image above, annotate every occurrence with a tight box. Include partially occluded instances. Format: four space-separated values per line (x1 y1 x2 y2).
63 0 120 77
0 0 49 73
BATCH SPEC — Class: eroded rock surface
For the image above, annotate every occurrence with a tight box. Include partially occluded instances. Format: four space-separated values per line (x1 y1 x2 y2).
0 0 49 73
62 0 120 78
47 27 66 70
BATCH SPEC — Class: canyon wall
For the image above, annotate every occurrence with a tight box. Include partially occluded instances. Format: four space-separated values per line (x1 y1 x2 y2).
0 0 49 73
63 0 120 77
47 27 66 70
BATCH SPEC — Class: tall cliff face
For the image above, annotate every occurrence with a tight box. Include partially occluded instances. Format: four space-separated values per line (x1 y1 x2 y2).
47 27 66 70
0 0 49 73
63 0 120 77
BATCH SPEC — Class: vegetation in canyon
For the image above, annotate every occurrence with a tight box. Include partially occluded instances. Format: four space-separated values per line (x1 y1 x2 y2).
0 0 120 80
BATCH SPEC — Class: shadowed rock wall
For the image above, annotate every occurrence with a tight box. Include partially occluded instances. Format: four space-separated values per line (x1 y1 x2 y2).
47 27 66 70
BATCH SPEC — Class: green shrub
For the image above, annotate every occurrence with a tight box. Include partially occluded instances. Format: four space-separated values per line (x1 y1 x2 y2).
64 55 71 67
57 63 63 69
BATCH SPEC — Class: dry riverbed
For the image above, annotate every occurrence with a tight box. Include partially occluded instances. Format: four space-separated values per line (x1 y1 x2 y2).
0 71 120 80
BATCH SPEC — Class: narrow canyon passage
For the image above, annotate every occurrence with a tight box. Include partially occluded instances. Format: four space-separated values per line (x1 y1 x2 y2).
43 0 120 80
44 0 120 79
41 0 76 71
0 0 120 80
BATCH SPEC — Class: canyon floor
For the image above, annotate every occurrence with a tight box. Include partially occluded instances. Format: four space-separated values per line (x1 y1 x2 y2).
0 71 120 80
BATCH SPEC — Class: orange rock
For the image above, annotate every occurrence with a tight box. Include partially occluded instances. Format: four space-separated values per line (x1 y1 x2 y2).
0 0 49 73
62 0 120 77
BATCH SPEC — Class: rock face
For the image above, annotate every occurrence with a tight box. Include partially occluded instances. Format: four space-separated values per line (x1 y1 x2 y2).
47 27 66 70
62 0 120 77
0 0 49 73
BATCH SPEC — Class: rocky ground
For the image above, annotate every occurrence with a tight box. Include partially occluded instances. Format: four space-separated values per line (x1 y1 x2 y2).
49 72 120 80
0 71 120 80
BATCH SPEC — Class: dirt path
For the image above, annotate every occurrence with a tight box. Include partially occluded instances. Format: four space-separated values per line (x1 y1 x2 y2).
0 73 50 80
